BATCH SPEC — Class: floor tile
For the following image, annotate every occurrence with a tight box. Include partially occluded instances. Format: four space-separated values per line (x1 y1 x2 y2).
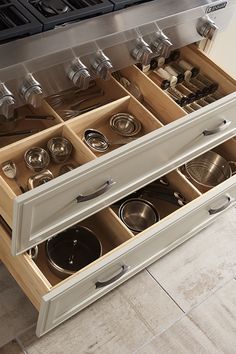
0 265 37 347
19 287 153 354
188 279 236 353
147 208 236 312
0 339 25 354
118 270 183 334
136 316 221 354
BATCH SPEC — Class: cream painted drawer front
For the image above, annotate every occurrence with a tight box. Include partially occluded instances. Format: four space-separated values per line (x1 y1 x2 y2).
12 93 236 255
36 175 236 336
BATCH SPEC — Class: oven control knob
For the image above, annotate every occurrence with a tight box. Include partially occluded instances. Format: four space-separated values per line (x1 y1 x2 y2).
0 83 15 120
91 51 113 81
20 74 43 108
131 38 153 65
68 59 91 89
197 17 218 40
151 32 173 58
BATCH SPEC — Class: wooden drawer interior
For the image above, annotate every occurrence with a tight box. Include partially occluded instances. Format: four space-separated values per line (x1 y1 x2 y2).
117 45 236 124
45 77 129 121
110 168 201 236
0 101 63 149
67 96 163 157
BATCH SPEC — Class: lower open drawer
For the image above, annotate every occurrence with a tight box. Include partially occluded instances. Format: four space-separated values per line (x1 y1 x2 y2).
1 142 236 336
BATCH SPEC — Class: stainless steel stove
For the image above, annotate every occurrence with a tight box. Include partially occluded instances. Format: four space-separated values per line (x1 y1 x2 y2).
0 0 235 114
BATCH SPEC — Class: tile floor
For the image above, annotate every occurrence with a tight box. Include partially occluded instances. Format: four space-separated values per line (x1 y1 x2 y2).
0 207 236 354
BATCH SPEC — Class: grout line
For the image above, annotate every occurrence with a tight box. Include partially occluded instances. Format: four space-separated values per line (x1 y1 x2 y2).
146 269 185 313
117 287 156 335
15 337 29 354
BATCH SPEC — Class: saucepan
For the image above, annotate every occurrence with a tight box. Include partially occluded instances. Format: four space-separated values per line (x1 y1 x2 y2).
180 151 236 193
45 225 102 278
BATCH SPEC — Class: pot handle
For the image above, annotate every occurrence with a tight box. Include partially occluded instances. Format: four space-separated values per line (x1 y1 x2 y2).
203 119 231 136
95 264 130 289
76 178 115 202
229 161 236 175
208 196 232 215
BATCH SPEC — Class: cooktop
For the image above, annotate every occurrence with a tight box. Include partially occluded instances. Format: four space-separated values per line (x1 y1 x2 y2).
0 0 152 42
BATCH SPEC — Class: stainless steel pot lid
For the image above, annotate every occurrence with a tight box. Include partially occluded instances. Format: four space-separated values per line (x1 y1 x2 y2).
109 113 142 137
45 225 102 278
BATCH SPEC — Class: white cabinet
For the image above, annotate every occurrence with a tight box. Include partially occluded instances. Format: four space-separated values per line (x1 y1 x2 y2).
0 44 235 337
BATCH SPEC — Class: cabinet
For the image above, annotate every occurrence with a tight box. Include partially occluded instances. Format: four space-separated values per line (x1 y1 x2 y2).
0 42 236 337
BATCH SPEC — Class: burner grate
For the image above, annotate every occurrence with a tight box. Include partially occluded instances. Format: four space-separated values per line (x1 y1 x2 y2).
110 0 152 10
19 0 114 30
0 0 42 42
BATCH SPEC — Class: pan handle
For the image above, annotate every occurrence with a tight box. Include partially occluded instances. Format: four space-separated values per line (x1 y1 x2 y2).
203 119 231 136
95 265 130 288
208 196 232 215
229 161 236 176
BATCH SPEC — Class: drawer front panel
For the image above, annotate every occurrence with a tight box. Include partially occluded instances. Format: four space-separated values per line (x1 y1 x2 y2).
13 93 236 255
36 176 236 336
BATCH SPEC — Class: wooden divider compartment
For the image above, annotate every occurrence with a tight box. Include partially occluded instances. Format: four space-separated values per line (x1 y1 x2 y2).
113 66 186 124
181 45 236 96
136 44 236 123
111 168 201 235
0 206 133 308
0 124 95 225
0 101 63 149
45 77 129 121
67 96 163 157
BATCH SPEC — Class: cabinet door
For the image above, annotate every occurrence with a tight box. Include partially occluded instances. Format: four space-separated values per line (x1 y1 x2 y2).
36 175 236 336
12 93 236 255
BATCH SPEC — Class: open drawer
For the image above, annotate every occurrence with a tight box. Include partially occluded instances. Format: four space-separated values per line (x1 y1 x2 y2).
1 154 236 337
0 44 236 256
1 95 236 255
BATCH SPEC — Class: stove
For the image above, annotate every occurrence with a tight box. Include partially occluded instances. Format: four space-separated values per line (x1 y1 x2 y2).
0 0 235 112
0 0 42 42
19 0 114 30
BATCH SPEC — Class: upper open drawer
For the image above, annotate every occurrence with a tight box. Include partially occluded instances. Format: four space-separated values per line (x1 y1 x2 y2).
0 92 235 255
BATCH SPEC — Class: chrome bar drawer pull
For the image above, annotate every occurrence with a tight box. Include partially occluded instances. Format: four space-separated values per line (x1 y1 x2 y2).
95 265 130 289
208 196 232 215
203 119 231 136
76 178 114 202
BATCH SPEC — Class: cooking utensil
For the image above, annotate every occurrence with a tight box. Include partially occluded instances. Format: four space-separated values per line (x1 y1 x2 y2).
181 151 236 192
24 147 50 172
27 169 54 190
113 72 157 113
25 115 55 121
109 113 142 137
83 129 136 153
119 198 159 233
45 225 102 278
57 102 106 120
0 129 40 137
46 81 96 108
47 137 73 163
1 160 25 193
